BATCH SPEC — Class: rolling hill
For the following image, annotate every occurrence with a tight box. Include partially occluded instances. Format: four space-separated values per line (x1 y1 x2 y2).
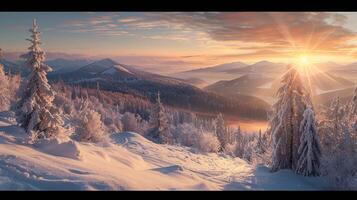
205 73 273 96
179 77 208 88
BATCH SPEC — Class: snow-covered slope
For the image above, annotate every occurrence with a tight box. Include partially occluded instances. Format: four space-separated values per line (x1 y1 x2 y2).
0 112 328 190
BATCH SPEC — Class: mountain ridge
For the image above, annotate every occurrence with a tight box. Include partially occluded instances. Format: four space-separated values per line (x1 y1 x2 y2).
49 58 270 121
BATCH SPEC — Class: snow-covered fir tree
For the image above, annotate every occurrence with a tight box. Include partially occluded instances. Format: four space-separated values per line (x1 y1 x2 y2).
318 94 357 188
0 48 3 64
350 86 357 118
319 97 350 154
96 81 103 103
121 112 139 132
15 19 63 140
148 92 171 144
296 106 321 176
215 113 229 151
270 66 312 172
327 97 346 123
330 96 355 154
8 73 21 106
257 129 266 154
349 86 357 131
0 58 10 111
0 48 21 111
71 86 77 100
243 138 257 162
0 48 8 98
77 109 105 143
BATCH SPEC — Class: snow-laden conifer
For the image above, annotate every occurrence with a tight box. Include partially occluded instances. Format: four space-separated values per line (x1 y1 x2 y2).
16 19 63 140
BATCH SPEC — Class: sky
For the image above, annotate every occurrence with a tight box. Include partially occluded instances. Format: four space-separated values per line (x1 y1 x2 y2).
1 12 357 72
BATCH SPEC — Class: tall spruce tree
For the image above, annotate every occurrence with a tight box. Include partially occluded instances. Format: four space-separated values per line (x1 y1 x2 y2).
16 19 63 140
257 129 265 154
349 86 357 131
270 66 312 172
0 54 10 110
350 86 357 118
149 92 171 144
215 113 228 151
296 106 321 176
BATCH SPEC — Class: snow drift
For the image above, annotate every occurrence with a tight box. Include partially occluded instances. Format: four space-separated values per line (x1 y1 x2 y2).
0 115 328 190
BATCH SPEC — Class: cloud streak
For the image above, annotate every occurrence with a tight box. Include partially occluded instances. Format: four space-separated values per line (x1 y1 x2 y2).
62 13 356 44
129 12 356 51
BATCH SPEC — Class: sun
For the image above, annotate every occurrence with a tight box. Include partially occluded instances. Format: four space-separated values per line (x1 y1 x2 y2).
298 55 309 67
294 54 314 74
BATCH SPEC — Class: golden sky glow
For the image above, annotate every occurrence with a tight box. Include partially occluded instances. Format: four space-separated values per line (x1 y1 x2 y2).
2 12 357 72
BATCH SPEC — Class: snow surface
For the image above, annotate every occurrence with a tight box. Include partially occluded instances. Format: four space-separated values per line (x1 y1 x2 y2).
101 67 118 75
101 65 133 75
114 65 133 74
0 112 329 190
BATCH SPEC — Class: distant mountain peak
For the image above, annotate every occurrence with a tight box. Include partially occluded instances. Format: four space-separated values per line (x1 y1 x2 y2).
97 58 119 66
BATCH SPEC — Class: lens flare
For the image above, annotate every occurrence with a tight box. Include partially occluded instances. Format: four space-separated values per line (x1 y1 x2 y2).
294 54 314 74
298 55 309 67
